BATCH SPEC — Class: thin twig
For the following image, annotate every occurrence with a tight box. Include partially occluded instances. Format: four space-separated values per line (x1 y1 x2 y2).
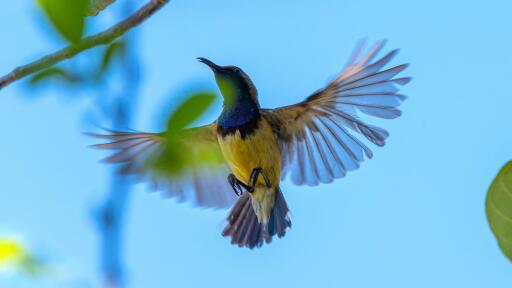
0 0 169 91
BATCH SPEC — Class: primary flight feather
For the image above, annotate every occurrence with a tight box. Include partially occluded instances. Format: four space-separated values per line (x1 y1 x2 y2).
90 40 411 249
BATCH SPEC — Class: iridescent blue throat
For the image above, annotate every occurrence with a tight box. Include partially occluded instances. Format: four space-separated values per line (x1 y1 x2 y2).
217 97 260 129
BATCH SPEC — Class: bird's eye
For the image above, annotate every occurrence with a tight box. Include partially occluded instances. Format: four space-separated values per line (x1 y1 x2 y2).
234 68 241 74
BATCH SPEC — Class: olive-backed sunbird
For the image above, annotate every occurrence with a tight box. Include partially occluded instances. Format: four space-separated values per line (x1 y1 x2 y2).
91 40 410 249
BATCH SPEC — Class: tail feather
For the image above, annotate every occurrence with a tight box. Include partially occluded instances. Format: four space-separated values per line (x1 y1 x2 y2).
222 188 291 249
269 190 291 238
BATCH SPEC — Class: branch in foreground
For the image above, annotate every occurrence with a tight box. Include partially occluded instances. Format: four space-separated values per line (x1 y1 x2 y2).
0 0 169 91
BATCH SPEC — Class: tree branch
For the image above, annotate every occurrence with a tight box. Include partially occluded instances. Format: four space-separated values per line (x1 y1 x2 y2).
0 0 169 91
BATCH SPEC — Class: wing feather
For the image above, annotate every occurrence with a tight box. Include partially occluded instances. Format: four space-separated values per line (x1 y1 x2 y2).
262 40 410 186
89 124 237 209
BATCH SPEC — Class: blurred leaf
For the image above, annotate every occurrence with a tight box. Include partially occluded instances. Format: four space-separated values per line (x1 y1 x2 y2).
19 256 46 276
30 67 81 85
0 239 26 266
87 0 116 16
166 92 216 134
150 92 219 175
0 238 45 276
37 0 88 43
152 138 188 175
192 143 224 165
152 136 224 176
101 41 125 72
486 160 512 262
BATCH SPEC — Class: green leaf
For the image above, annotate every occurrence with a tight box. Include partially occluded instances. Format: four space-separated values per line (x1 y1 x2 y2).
37 0 88 43
29 67 81 85
166 92 216 134
101 41 125 72
152 138 188 175
87 0 116 16
150 92 219 175
151 136 224 176
486 160 512 262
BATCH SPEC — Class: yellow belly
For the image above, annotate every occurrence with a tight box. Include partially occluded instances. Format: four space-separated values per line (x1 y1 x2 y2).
217 118 281 188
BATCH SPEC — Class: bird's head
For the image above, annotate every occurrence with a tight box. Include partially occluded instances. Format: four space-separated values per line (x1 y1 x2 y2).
198 57 259 108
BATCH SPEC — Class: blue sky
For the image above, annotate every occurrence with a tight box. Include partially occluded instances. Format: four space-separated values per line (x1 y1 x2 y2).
1 0 511 287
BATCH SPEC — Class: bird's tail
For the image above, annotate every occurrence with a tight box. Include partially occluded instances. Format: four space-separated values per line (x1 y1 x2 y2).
222 187 291 249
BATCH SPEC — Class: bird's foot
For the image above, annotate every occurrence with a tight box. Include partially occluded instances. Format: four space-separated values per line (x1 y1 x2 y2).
227 168 271 197
228 174 243 196
227 174 252 196
249 167 272 189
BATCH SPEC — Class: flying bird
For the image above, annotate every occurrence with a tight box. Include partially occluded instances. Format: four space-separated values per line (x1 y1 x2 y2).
90 40 410 249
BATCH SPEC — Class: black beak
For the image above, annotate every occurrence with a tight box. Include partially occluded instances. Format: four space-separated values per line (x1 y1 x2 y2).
197 57 222 73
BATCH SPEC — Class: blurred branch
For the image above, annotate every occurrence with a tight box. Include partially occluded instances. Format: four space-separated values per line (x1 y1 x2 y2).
87 0 117 16
0 0 169 91
95 3 141 287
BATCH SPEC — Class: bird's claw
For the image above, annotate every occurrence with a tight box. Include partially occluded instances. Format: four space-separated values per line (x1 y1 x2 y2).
227 167 271 197
249 167 272 189
228 174 243 196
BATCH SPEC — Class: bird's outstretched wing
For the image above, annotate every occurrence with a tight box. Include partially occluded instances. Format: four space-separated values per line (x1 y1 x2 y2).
261 40 410 186
89 124 237 209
